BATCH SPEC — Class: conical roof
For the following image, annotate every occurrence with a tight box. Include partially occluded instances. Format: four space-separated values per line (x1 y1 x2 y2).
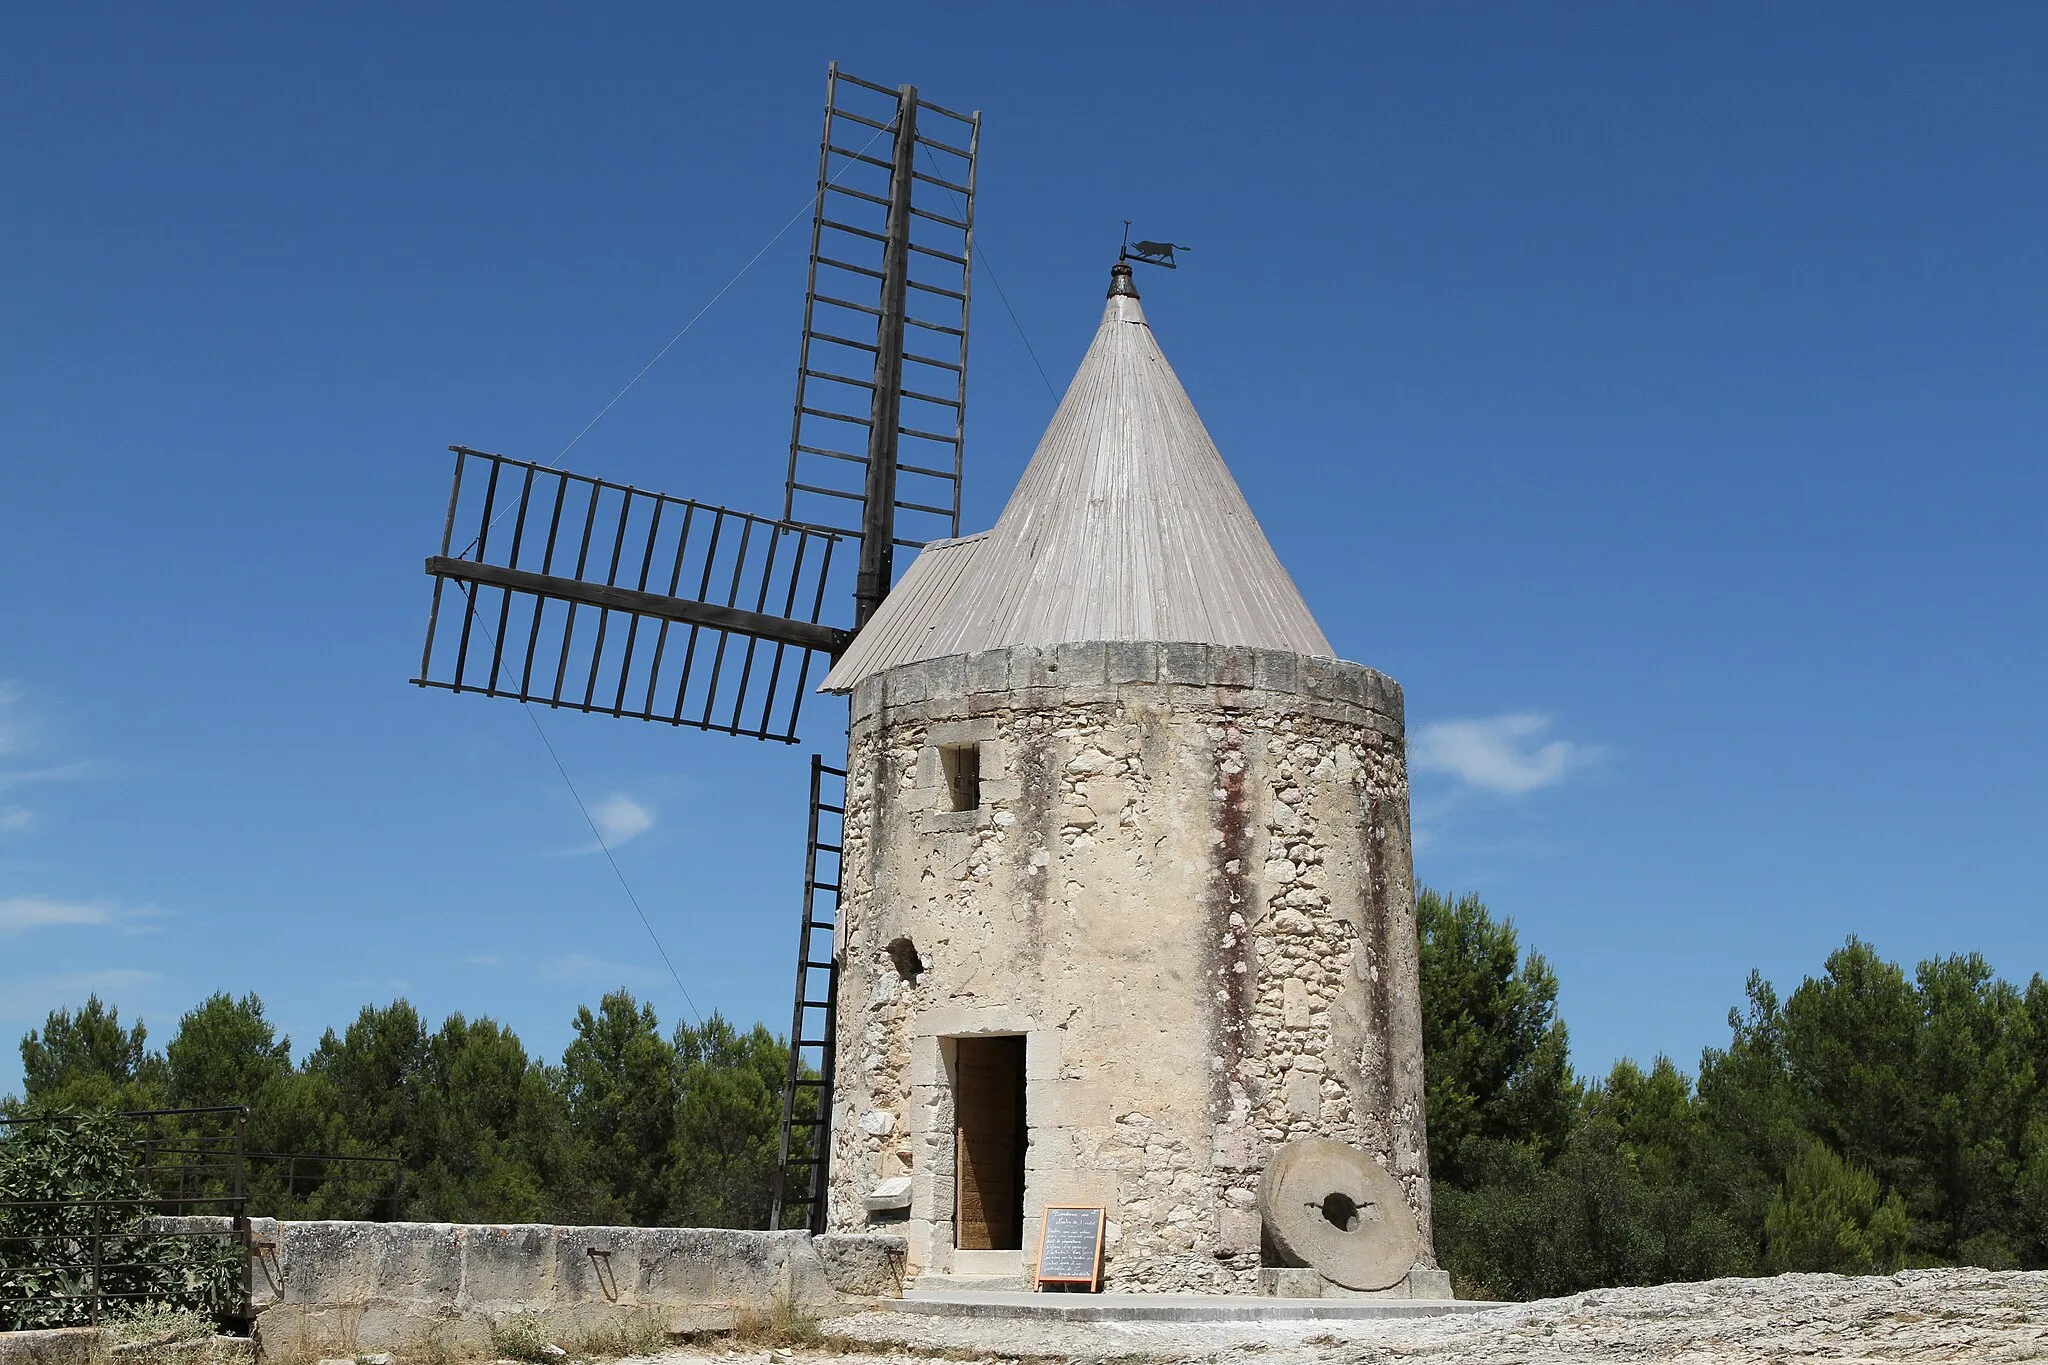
821 264 1331 693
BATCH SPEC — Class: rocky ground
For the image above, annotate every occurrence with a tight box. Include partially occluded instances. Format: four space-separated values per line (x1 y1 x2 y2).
647 1269 2048 1364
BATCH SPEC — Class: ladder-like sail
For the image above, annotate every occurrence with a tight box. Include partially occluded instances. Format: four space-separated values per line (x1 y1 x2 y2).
783 64 977 626
415 447 847 744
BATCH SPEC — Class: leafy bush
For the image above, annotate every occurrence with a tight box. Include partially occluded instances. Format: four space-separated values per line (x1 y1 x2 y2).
0 1110 243 1329
1764 1140 1909 1274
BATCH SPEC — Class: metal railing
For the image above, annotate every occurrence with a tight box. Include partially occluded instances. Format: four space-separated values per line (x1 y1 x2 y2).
0 1107 404 1329
250 1150 404 1222
0 1108 254 1330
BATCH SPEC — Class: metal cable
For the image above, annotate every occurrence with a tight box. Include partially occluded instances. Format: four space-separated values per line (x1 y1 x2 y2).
454 119 897 562
453 583 704 1026
919 143 1058 400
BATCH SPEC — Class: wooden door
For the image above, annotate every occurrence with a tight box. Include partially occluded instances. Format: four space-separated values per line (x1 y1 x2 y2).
954 1035 1026 1250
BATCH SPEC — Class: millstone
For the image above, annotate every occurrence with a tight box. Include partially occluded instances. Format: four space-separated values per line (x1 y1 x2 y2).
1257 1138 1420 1291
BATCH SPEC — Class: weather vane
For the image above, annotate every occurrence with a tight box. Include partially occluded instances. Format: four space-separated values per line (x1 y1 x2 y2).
1120 219 1190 270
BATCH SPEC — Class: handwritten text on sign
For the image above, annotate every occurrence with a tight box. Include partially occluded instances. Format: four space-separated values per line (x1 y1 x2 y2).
1034 1205 1106 1289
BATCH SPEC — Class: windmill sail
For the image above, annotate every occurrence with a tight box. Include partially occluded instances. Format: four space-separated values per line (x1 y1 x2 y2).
407 64 984 1230
783 65 978 626
415 447 848 744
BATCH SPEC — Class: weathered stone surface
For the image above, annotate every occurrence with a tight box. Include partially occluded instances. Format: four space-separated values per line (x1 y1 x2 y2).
812 1268 2048 1361
140 1220 883 1357
815 1234 908 1296
1259 1139 1420 1291
865 1176 913 1212
826 643 1428 1294
0 1329 101 1365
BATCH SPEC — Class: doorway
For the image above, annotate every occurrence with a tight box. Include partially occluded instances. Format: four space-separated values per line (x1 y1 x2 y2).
953 1035 1026 1250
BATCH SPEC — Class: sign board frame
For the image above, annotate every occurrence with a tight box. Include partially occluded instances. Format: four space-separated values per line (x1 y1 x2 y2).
1032 1204 1107 1292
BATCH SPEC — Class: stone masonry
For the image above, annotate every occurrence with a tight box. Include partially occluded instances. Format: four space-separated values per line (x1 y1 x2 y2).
824 641 1433 1292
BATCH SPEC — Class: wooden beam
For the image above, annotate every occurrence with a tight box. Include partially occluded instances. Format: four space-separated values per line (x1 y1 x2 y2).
425 557 851 656
853 84 918 630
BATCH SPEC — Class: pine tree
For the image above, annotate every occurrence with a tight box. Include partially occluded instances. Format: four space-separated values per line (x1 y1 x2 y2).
1764 1140 1908 1274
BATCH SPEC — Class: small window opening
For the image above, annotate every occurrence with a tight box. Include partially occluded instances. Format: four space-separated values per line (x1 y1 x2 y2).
886 937 924 983
1320 1192 1361 1232
939 743 981 812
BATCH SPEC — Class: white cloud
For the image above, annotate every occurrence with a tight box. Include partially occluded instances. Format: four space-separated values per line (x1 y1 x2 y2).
0 896 165 934
1411 713 1604 795
0 968 171 1026
590 794 653 847
0 685 88 839
0 896 110 931
0 762 89 794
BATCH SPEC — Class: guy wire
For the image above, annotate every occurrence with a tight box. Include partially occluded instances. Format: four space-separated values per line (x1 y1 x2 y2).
454 583 705 1027
455 119 896 562
920 143 1058 401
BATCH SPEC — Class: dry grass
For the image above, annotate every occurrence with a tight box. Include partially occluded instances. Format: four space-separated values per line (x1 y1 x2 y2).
726 1299 825 1349
561 1316 668 1360
486 1316 556 1364
396 1323 464 1365
104 1307 230 1365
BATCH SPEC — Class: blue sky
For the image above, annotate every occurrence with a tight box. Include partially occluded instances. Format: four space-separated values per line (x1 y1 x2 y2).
3 4 2043 1099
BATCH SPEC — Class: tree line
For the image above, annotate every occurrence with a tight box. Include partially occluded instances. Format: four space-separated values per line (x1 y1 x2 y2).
8 993 791 1230
1420 889 2048 1297
8 890 2045 1297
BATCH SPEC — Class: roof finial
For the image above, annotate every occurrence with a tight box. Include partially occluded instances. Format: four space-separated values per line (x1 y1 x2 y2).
1109 261 1140 299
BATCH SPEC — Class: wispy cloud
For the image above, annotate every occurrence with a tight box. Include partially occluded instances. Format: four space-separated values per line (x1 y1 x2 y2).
0 762 89 794
591 794 654 846
1412 713 1605 795
0 896 166 935
560 793 656 854
0 685 88 838
0 682 30 757
0 968 171 1026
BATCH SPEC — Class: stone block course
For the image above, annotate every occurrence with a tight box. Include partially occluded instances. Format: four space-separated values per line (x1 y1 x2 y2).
1106 641 1159 684
1159 642 1212 685
1053 640 1108 685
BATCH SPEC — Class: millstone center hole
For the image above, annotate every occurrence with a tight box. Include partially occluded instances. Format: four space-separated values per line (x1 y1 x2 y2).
1321 1192 1361 1232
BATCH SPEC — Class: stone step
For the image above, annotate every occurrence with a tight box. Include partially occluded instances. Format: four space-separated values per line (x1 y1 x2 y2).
906 1274 1032 1293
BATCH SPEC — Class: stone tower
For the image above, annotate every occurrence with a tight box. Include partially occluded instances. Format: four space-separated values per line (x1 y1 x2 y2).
817 264 1435 1295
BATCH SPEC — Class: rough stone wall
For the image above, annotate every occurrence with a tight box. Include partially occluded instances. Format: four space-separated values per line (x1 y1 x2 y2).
824 642 1431 1293
141 1220 902 1358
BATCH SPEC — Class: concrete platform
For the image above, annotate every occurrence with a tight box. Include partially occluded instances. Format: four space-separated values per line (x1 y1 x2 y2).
887 1290 1502 1322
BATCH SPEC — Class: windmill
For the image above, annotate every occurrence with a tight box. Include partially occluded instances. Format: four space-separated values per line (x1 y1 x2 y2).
410 65 980 1233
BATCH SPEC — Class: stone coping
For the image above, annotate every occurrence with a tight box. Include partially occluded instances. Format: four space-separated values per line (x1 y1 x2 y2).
886 1290 1497 1321
848 643 1402 735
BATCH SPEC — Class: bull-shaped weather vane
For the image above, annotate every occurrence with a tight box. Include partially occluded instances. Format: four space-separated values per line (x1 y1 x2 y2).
1121 219 1190 269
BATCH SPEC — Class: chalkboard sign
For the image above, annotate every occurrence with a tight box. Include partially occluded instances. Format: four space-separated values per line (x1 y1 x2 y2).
1033 1205 1106 1291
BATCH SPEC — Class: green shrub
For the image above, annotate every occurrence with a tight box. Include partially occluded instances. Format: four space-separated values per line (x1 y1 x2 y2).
1764 1140 1908 1275
0 1110 243 1329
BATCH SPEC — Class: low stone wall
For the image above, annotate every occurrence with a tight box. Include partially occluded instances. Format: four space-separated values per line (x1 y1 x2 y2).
146 1220 904 1358
0 1332 251 1365
0 1330 102 1365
